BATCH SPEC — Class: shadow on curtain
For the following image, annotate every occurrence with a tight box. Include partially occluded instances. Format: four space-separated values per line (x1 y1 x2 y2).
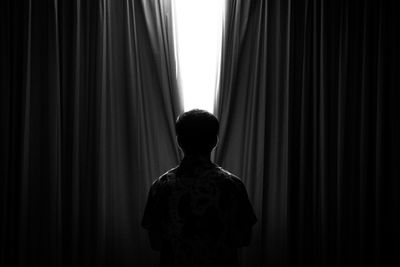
0 0 182 266
215 0 400 266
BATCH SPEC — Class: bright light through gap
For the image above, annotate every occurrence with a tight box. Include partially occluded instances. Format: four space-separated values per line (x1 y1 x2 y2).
172 0 225 113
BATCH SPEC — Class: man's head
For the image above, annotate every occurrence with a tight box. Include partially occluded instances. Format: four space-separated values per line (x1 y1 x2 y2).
175 109 219 156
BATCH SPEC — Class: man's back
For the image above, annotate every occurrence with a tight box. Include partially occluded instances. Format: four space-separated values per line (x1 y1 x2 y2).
142 156 257 267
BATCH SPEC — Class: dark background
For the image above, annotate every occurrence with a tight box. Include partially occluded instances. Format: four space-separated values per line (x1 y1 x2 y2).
1 0 399 267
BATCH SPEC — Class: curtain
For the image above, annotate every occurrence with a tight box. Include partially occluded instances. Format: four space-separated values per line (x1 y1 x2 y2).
0 0 182 266
214 0 400 266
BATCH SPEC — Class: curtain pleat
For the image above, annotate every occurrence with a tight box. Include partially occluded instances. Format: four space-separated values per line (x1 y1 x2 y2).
215 0 400 266
0 1 182 266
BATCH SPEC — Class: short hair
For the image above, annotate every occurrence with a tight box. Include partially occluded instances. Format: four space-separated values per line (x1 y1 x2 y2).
175 109 219 154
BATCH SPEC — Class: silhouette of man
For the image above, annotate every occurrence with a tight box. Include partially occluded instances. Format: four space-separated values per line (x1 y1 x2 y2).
142 109 257 267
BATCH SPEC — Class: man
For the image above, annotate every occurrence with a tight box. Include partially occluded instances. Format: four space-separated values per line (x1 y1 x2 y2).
141 109 257 267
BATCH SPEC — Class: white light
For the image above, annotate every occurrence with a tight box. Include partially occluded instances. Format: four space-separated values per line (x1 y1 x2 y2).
172 0 225 113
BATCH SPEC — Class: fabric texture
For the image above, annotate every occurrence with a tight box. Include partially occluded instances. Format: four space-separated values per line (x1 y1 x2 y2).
0 0 182 266
214 0 400 267
1 0 399 267
142 156 257 267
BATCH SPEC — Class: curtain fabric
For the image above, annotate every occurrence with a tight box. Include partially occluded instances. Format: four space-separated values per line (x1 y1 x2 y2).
0 0 182 266
215 0 400 266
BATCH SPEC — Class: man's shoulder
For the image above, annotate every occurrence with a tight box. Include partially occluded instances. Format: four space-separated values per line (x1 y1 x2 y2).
213 167 250 196
150 166 179 187
160 166 179 179
211 166 247 189
214 166 240 180
151 165 245 188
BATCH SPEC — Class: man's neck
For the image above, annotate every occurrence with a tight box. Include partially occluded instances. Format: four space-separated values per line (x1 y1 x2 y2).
183 153 211 162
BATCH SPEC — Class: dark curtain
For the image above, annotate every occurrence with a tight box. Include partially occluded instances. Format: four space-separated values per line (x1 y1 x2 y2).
215 0 400 267
0 0 182 266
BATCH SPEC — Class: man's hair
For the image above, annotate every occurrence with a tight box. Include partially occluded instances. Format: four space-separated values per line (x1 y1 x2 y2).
175 109 219 154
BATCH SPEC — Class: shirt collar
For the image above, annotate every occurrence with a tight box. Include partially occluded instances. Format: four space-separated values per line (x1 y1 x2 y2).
177 155 216 174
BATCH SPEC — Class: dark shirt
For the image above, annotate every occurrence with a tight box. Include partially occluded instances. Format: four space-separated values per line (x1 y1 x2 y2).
141 156 257 267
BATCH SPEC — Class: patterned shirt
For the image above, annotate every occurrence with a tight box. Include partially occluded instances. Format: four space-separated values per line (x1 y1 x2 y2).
142 156 257 267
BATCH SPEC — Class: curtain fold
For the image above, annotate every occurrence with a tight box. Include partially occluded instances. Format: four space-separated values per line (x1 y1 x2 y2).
215 0 400 266
0 1 182 266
